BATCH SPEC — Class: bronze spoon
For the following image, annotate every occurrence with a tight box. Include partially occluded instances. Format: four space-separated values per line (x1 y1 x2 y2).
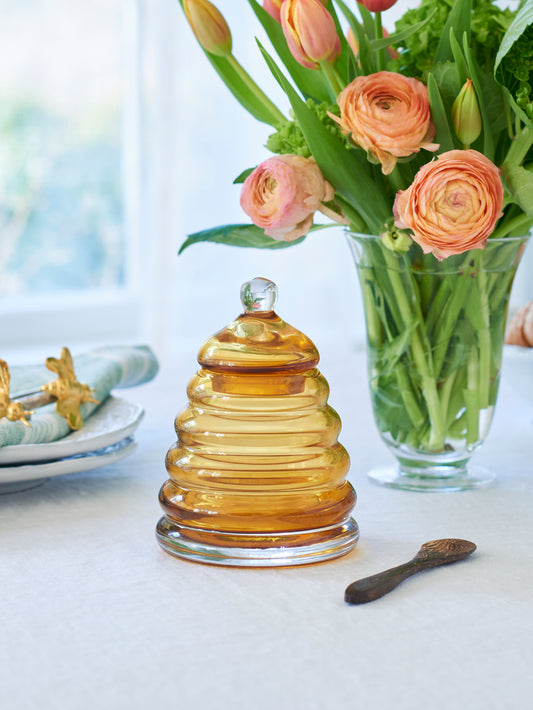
345 538 477 605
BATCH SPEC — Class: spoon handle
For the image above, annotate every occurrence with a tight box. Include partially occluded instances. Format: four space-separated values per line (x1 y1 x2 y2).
344 560 423 604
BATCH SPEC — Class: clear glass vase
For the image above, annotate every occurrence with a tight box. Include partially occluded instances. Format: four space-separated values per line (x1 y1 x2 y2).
347 233 529 491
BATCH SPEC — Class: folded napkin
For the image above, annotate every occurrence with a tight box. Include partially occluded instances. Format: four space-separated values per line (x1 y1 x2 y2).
1 345 159 447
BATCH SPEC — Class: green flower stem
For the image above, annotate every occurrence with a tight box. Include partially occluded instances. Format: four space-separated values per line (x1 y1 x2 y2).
504 125 533 166
424 277 452 339
359 245 426 432
359 271 382 346
465 352 480 445
319 60 344 100
446 368 467 430
477 271 491 410
395 365 426 430
374 12 387 72
440 371 457 425
431 268 474 378
387 166 405 193
226 53 285 125
381 248 446 450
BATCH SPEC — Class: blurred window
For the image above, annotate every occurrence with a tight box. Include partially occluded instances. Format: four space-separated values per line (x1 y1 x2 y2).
0 0 141 346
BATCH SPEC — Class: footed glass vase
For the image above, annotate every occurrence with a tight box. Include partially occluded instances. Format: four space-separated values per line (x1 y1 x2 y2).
347 233 529 491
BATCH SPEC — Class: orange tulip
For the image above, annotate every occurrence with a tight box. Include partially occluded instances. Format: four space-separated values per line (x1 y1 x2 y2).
281 0 341 70
263 0 283 23
183 0 232 57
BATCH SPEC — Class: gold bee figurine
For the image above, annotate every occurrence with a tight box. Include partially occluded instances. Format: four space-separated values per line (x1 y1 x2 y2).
42 347 99 430
0 360 33 426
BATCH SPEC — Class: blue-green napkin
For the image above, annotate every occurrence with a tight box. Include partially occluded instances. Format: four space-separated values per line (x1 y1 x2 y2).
1 345 159 447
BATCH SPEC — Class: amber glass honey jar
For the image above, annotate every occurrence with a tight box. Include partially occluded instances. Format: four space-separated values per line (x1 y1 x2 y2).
156 278 358 566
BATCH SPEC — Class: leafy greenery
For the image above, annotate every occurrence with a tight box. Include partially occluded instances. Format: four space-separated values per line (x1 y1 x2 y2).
265 101 343 157
389 0 514 79
498 24 533 119
177 0 533 253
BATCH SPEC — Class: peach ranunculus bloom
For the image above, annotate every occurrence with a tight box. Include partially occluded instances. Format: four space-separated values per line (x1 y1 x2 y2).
240 155 335 241
331 71 438 175
393 149 504 260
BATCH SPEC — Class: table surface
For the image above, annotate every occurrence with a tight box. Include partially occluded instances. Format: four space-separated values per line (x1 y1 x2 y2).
2 341 532 710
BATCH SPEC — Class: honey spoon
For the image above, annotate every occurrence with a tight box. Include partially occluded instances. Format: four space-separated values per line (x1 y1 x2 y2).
345 538 477 605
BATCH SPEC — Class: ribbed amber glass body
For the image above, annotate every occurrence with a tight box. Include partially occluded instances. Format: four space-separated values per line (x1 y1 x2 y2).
156 281 358 566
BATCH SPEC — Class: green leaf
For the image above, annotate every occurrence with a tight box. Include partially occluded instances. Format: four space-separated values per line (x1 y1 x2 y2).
233 168 255 184
355 2 376 40
449 29 468 86
370 11 438 51
335 0 376 75
178 223 333 254
495 0 533 82
258 41 390 233
381 321 418 372
434 0 471 65
247 0 331 102
501 163 533 217
494 0 533 125
427 73 456 152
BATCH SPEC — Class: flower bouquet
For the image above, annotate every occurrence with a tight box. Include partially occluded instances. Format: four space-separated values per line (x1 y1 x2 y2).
178 0 533 490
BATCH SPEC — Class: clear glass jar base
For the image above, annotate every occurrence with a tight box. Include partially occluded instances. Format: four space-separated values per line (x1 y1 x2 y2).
367 464 495 492
155 517 359 567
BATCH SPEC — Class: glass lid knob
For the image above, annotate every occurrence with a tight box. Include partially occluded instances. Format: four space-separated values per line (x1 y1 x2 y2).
240 277 278 313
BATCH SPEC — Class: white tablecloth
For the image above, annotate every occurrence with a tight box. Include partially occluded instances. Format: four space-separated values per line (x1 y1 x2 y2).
2 342 532 710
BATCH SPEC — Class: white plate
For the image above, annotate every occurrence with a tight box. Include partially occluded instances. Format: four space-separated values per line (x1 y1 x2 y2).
0 396 144 465
0 437 138 493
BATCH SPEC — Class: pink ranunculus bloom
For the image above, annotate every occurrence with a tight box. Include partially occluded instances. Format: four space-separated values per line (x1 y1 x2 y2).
393 150 504 260
263 0 282 23
240 155 335 241
359 0 398 11
331 71 438 175
281 0 341 70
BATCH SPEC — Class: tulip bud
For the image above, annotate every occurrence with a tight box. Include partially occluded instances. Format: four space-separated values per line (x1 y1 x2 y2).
358 0 398 11
281 0 341 70
183 0 232 57
263 0 282 23
452 79 482 147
